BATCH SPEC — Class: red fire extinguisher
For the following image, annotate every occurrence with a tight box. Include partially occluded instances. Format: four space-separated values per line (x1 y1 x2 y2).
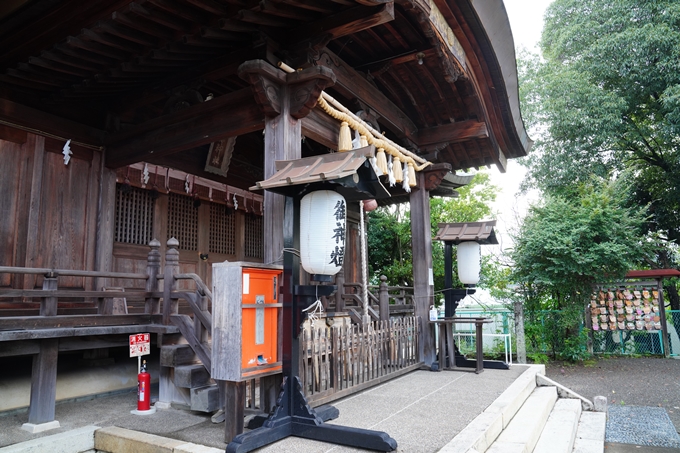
137 360 151 411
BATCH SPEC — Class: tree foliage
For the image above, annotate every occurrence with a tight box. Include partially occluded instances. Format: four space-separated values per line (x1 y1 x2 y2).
511 179 654 307
367 172 498 291
520 0 680 243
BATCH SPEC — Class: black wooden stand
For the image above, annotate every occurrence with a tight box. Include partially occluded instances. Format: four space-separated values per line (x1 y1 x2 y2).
226 196 397 453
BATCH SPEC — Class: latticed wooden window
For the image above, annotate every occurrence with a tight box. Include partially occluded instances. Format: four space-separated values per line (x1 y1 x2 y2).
167 193 198 251
114 184 155 245
244 215 263 259
209 203 235 255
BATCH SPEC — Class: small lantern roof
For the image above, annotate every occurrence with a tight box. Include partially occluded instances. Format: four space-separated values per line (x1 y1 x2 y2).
250 146 389 201
434 220 499 245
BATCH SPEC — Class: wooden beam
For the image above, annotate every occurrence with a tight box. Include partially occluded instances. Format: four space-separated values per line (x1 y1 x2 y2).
301 107 340 150
415 120 488 146
0 314 157 330
315 48 418 140
106 89 264 168
286 2 395 43
0 97 107 146
0 324 178 341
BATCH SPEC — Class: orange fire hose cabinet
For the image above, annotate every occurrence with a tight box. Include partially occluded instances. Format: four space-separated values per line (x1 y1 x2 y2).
211 262 283 381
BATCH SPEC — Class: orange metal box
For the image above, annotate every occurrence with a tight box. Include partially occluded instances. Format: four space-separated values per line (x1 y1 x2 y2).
240 267 281 377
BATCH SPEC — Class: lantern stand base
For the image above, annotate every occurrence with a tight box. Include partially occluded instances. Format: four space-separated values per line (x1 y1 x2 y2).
227 376 397 453
441 287 510 371
226 281 397 453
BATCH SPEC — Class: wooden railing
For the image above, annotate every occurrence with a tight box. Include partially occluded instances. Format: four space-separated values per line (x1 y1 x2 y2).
0 238 213 365
300 316 421 406
334 273 415 322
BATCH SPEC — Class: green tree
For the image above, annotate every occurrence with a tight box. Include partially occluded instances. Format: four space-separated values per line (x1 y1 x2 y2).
518 0 680 306
510 178 656 359
367 171 499 292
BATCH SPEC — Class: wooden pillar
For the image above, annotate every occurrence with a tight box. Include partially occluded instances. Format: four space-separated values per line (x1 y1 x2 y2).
163 237 180 325
239 60 335 414
145 239 161 314
379 275 389 321
26 276 60 428
409 171 435 366
27 339 59 425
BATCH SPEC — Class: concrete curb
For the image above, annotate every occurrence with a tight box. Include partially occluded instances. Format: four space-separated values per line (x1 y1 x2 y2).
0 426 223 453
95 427 224 453
437 364 545 453
0 425 98 453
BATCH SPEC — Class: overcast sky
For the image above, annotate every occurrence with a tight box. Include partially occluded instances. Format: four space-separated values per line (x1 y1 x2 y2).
483 0 553 253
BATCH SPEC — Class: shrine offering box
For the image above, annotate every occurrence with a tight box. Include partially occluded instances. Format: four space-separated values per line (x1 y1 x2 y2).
211 262 283 381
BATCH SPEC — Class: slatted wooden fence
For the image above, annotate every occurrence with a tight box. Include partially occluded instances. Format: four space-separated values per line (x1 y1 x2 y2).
300 316 421 406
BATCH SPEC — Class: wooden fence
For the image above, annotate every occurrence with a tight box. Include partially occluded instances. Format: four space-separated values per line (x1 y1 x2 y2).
300 316 421 406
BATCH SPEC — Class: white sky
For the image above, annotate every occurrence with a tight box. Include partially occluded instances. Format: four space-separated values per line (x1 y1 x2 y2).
483 0 553 253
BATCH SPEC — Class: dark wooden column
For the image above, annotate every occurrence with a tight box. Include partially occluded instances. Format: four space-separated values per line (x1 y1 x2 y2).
239 60 335 264
409 171 435 366
238 60 335 413
26 276 59 428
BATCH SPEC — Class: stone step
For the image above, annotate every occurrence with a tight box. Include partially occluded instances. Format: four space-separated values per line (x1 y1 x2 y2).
572 411 606 453
534 398 582 453
174 363 212 389
160 344 200 367
438 365 545 453
191 384 220 412
486 386 557 453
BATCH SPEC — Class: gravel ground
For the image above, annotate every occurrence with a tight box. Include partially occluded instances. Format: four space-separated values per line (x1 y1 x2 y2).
545 357 680 447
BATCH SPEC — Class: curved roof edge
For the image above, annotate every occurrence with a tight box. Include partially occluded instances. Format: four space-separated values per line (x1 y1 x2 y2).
467 0 533 157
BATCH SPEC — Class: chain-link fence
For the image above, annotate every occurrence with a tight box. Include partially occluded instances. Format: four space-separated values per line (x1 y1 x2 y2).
523 309 667 357
450 308 672 358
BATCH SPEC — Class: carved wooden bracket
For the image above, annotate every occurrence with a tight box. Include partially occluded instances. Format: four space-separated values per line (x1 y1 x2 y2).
423 163 452 191
238 60 336 119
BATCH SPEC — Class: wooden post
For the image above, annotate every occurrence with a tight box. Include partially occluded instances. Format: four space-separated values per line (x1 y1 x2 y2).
379 275 389 321
335 270 345 312
27 275 59 427
514 300 527 363
163 237 180 325
27 339 59 425
224 380 246 443
409 171 435 366
40 276 58 316
658 279 671 358
145 239 161 314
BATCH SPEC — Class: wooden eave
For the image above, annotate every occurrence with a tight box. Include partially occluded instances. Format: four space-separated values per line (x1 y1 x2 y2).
434 220 499 245
0 0 530 188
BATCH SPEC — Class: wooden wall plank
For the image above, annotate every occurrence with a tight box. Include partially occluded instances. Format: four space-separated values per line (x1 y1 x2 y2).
0 139 24 286
95 167 117 290
23 135 45 289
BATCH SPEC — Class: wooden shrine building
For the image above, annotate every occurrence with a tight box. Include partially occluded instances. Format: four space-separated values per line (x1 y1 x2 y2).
0 0 531 432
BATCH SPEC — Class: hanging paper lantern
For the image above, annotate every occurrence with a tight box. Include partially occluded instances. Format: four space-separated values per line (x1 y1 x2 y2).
300 190 346 276
457 241 480 284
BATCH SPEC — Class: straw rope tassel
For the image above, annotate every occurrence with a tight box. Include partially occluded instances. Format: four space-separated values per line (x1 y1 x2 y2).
360 135 369 147
393 156 403 183
338 121 353 152
408 162 417 187
375 148 388 175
